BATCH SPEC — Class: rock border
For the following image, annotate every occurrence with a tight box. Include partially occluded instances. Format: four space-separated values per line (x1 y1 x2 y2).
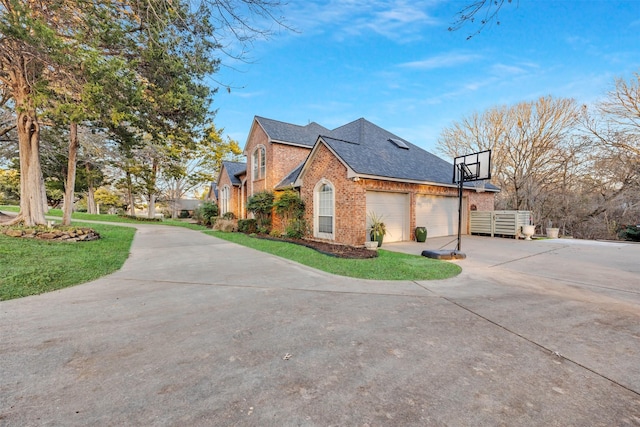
1 226 101 242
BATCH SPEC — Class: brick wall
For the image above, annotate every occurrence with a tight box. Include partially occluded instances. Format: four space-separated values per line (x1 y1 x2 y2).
244 121 312 199
299 143 367 246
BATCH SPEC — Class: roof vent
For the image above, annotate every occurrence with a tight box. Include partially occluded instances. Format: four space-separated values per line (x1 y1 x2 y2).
389 138 409 149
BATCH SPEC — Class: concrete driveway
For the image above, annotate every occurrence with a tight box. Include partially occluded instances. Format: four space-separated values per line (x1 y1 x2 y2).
1 227 639 426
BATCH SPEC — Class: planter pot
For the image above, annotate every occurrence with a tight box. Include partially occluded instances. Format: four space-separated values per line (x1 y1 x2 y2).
546 228 559 239
521 225 536 241
364 241 379 250
415 226 427 242
370 232 384 247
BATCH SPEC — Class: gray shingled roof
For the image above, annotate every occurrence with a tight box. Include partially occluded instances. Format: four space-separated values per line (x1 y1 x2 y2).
255 116 331 147
221 161 246 186
320 118 456 186
255 115 497 190
275 161 305 190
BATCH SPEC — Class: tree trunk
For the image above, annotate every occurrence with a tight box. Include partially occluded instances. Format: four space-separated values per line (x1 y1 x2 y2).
62 122 79 225
15 109 47 226
126 170 136 216
147 157 158 218
85 163 97 214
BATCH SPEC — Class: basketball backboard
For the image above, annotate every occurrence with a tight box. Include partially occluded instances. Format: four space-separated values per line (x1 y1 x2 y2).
452 150 491 183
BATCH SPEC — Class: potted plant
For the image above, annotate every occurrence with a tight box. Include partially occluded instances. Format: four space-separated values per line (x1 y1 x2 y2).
368 211 386 247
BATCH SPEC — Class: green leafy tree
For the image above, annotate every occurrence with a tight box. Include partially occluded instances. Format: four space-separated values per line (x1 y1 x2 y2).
0 0 287 226
161 124 242 218
0 167 19 203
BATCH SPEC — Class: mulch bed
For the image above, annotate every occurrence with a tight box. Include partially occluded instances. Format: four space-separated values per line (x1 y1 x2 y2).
256 235 378 259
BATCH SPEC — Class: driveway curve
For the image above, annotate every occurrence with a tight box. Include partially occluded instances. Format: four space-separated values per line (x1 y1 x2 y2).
1 225 639 426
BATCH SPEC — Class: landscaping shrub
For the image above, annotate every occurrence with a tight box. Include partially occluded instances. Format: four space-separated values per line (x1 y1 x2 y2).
618 225 640 242
274 189 307 238
247 191 274 233
195 202 219 226
213 219 237 232
284 219 308 239
222 211 236 220
238 218 258 233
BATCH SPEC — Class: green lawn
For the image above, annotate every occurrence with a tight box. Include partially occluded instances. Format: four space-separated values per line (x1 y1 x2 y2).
0 223 136 300
207 231 461 281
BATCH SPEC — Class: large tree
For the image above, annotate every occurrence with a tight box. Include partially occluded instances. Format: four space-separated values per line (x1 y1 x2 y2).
0 0 286 226
438 96 582 224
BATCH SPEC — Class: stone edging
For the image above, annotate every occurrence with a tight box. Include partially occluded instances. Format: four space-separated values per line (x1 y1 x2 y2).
1 227 101 242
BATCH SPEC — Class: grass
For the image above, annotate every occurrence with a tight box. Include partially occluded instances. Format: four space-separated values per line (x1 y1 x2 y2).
0 223 136 301
207 231 461 280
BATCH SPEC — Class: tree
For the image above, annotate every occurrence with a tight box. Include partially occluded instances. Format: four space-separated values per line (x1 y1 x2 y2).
580 71 640 237
0 0 287 226
160 124 242 218
438 96 582 225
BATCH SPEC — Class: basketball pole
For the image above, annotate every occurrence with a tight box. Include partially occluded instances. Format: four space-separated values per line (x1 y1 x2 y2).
456 163 464 252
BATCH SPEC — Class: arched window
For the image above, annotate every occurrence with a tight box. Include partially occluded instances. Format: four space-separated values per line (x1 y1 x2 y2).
220 185 230 215
252 146 266 180
314 180 334 239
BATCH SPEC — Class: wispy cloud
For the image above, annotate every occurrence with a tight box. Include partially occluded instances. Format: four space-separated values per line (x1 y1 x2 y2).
284 0 443 42
398 52 482 70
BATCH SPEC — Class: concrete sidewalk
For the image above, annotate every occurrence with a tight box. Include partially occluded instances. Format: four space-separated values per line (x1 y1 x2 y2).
1 226 639 426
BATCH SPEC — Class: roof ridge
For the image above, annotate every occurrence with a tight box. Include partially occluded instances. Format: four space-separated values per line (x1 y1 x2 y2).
256 115 328 131
321 135 359 145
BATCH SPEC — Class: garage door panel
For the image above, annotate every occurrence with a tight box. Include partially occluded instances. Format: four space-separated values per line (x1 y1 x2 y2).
416 195 466 238
366 192 409 243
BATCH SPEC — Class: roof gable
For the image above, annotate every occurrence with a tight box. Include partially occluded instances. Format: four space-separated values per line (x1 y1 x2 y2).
255 116 331 147
220 161 246 186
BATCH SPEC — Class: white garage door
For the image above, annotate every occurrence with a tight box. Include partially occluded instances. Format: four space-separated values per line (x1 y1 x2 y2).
415 195 466 238
366 191 409 243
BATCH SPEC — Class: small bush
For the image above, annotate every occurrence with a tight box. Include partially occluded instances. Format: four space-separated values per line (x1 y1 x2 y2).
195 202 219 226
222 211 236 220
213 219 237 232
618 225 640 242
284 218 308 239
178 210 190 218
238 218 258 233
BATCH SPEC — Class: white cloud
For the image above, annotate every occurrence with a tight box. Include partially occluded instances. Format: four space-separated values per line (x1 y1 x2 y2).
283 0 443 42
399 52 482 70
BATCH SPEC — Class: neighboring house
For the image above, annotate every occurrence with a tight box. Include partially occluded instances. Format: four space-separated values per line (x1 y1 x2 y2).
217 115 498 246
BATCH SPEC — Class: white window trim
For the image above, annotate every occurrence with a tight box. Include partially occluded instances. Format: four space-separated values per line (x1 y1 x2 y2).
313 178 335 240
252 145 266 181
221 185 230 215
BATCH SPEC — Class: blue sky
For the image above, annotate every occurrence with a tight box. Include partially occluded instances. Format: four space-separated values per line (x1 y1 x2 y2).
211 1 640 155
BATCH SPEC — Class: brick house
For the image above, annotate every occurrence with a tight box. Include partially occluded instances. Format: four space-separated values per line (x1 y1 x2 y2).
217 116 497 246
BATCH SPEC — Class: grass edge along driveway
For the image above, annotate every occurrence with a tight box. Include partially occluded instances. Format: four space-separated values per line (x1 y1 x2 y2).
0 223 136 301
207 231 461 281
